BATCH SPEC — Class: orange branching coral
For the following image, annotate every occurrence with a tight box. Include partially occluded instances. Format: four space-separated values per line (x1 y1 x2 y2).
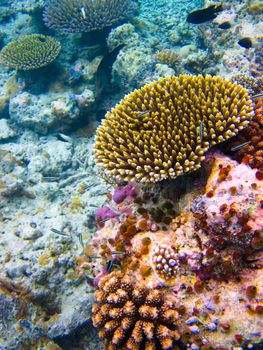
227 96 263 169
92 271 180 350
94 75 254 183
155 50 180 69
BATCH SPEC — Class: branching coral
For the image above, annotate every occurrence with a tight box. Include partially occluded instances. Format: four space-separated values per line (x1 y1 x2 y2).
231 74 263 95
43 0 135 33
92 271 180 350
94 75 254 183
0 34 61 71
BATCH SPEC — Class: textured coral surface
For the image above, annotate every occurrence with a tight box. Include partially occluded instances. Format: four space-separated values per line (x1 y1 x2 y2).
86 153 263 349
92 271 180 350
43 0 135 33
227 96 263 169
94 75 254 183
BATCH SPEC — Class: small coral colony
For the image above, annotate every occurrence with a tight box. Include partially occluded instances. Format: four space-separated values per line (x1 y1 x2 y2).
1 0 262 349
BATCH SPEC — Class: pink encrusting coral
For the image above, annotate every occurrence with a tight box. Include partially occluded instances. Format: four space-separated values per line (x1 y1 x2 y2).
78 152 263 350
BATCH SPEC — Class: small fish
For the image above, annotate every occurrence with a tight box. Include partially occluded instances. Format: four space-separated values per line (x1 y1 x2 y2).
43 176 59 182
187 4 223 24
218 21 231 29
251 92 263 99
107 260 113 273
96 217 112 224
198 122 204 141
245 258 262 263
84 274 94 287
134 110 151 119
238 37 252 49
111 251 125 255
80 6 86 19
231 141 251 152
57 133 72 143
77 232 84 248
50 228 68 236
96 44 125 97
88 255 101 259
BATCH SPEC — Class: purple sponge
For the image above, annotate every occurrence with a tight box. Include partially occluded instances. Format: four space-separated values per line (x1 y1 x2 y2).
112 183 137 204
95 206 118 223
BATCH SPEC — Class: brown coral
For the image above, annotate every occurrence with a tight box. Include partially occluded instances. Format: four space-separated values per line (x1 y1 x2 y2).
227 96 263 169
94 75 254 183
155 50 180 69
92 271 180 350
231 73 263 95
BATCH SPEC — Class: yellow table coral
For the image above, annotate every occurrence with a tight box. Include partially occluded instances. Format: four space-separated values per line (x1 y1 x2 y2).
94 75 254 183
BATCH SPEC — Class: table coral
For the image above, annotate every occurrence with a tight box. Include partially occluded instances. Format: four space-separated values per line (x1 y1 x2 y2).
81 152 263 349
0 34 61 71
94 75 254 183
43 0 135 33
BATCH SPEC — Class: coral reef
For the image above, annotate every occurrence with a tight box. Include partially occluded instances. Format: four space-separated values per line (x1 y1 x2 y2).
82 152 263 349
0 34 61 71
92 270 180 350
0 134 110 349
9 91 93 134
94 75 254 183
1 0 263 349
43 0 135 33
0 119 16 141
231 73 263 95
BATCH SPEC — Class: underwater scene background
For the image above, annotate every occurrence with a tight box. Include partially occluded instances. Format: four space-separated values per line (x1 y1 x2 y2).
0 0 262 349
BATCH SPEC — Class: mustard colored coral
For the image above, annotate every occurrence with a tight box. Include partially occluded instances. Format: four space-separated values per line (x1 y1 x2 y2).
92 271 180 350
0 34 61 71
94 75 254 183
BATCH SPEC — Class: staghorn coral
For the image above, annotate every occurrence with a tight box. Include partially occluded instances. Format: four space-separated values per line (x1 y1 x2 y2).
0 34 61 71
43 0 135 33
92 270 180 350
226 96 263 169
155 50 180 69
94 75 254 183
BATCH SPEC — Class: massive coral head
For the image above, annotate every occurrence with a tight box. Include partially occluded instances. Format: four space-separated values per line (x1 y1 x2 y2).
92 271 180 350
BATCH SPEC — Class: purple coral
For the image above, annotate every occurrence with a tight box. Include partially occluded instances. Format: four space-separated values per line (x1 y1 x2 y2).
95 206 118 223
112 183 137 204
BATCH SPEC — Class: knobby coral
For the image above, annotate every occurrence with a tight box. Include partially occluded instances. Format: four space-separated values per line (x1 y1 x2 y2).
155 50 180 69
92 271 180 350
94 75 254 183
0 34 61 71
43 0 135 33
